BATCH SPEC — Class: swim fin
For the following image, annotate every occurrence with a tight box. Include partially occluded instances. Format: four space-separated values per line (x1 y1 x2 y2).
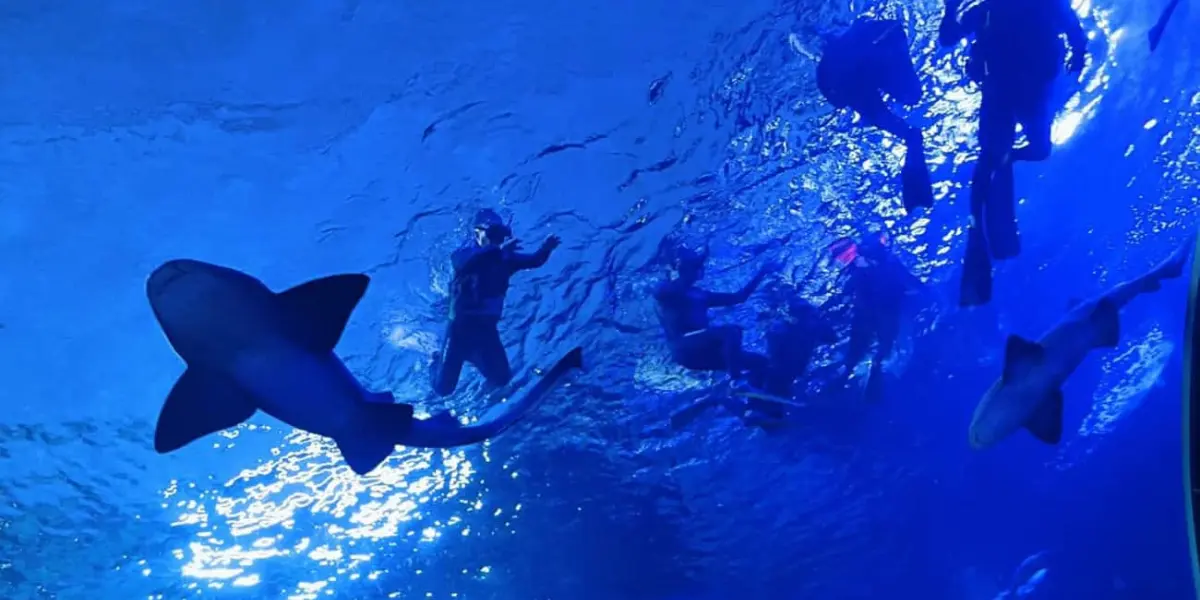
901 133 934 212
1149 0 1181 52
670 396 722 429
959 225 993 307
985 160 1020 259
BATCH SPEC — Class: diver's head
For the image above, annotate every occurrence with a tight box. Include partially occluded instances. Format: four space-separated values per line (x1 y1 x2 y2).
672 246 707 283
473 209 512 247
786 295 816 318
859 231 891 262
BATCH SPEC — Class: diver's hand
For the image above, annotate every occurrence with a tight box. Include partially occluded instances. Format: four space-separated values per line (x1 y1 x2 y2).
540 235 562 254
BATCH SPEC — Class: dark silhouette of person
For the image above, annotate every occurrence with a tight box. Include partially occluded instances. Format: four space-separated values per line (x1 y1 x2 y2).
940 0 1088 306
817 17 934 212
431 209 561 396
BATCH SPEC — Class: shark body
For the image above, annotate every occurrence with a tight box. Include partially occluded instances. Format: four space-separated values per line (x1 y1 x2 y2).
147 259 582 474
969 240 1191 449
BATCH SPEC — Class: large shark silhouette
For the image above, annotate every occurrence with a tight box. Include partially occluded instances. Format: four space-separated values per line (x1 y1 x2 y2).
970 240 1191 449
146 259 583 475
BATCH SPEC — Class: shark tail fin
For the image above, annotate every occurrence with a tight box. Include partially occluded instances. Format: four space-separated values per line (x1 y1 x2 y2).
335 401 415 476
1156 236 1195 281
400 347 585 449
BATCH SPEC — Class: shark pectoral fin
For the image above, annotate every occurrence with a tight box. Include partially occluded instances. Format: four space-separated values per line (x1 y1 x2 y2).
154 369 256 453
365 391 396 404
1024 389 1064 445
1089 297 1120 348
277 274 370 351
1002 335 1043 382
335 401 414 476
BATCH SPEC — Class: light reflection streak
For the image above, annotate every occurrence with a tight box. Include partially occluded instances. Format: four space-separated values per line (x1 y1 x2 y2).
1053 325 1173 469
158 425 485 598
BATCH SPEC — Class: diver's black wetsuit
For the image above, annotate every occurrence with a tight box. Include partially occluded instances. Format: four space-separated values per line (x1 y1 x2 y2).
431 243 552 397
941 0 1086 267
654 270 770 386
764 299 837 398
841 242 922 385
817 17 932 211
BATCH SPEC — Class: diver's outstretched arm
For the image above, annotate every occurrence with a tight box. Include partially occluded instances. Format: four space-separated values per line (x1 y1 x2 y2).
507 235 561 271
706 265 772 308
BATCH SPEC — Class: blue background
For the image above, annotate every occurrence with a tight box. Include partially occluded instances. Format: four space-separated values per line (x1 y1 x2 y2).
0 0 1197 598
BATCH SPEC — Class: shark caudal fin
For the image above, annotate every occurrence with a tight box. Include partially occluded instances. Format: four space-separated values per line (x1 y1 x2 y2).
473 346 584 437
399 347 585 449
335 401 415 476
154 368 257 453
1155 236 1195 282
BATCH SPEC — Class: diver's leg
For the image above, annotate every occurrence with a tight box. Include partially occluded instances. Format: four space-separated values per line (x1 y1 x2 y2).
473 319 514 389
873 20 922 106
739 351 772 390
960 85 1014 306
431 322 468 397
671 331 730 372
667 333 736 428
981 83 1023 259
855 96 932 211
873 310 901 366
843 313 876 375
855 95 912 141
715 325 772 387
861 310 900 401
1011 81 1055 163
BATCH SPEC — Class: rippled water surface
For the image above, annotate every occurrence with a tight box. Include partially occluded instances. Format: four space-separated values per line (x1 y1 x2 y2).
2 0 1199 598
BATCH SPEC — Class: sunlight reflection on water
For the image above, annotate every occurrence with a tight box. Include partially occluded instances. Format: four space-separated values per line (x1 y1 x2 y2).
127 3 1131 599
158 425 502 599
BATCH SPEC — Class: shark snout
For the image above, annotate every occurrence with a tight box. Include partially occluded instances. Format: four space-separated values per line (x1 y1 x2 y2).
147 260 200 299
968 429 987 450
967 417 993 450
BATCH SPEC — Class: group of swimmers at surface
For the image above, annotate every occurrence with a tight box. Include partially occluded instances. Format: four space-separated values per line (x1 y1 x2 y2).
433 206 923 428
142 0 1189 478
428 0 1188 430
816 0 1089 306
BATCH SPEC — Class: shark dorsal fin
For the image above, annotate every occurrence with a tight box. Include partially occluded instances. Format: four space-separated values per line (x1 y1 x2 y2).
1002 335 1043 382
277 274 370 351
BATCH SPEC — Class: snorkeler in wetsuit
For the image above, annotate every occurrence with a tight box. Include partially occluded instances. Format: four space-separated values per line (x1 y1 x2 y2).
430 209 561 396
654 247 773 386
760 291 838 400
939 0 1087 306
817 17 934 212
830 233 923 400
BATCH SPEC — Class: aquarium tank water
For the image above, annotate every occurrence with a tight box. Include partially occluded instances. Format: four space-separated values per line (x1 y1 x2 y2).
0 0 1197 598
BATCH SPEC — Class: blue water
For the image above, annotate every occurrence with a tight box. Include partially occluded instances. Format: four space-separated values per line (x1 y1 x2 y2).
1 0 1198 598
